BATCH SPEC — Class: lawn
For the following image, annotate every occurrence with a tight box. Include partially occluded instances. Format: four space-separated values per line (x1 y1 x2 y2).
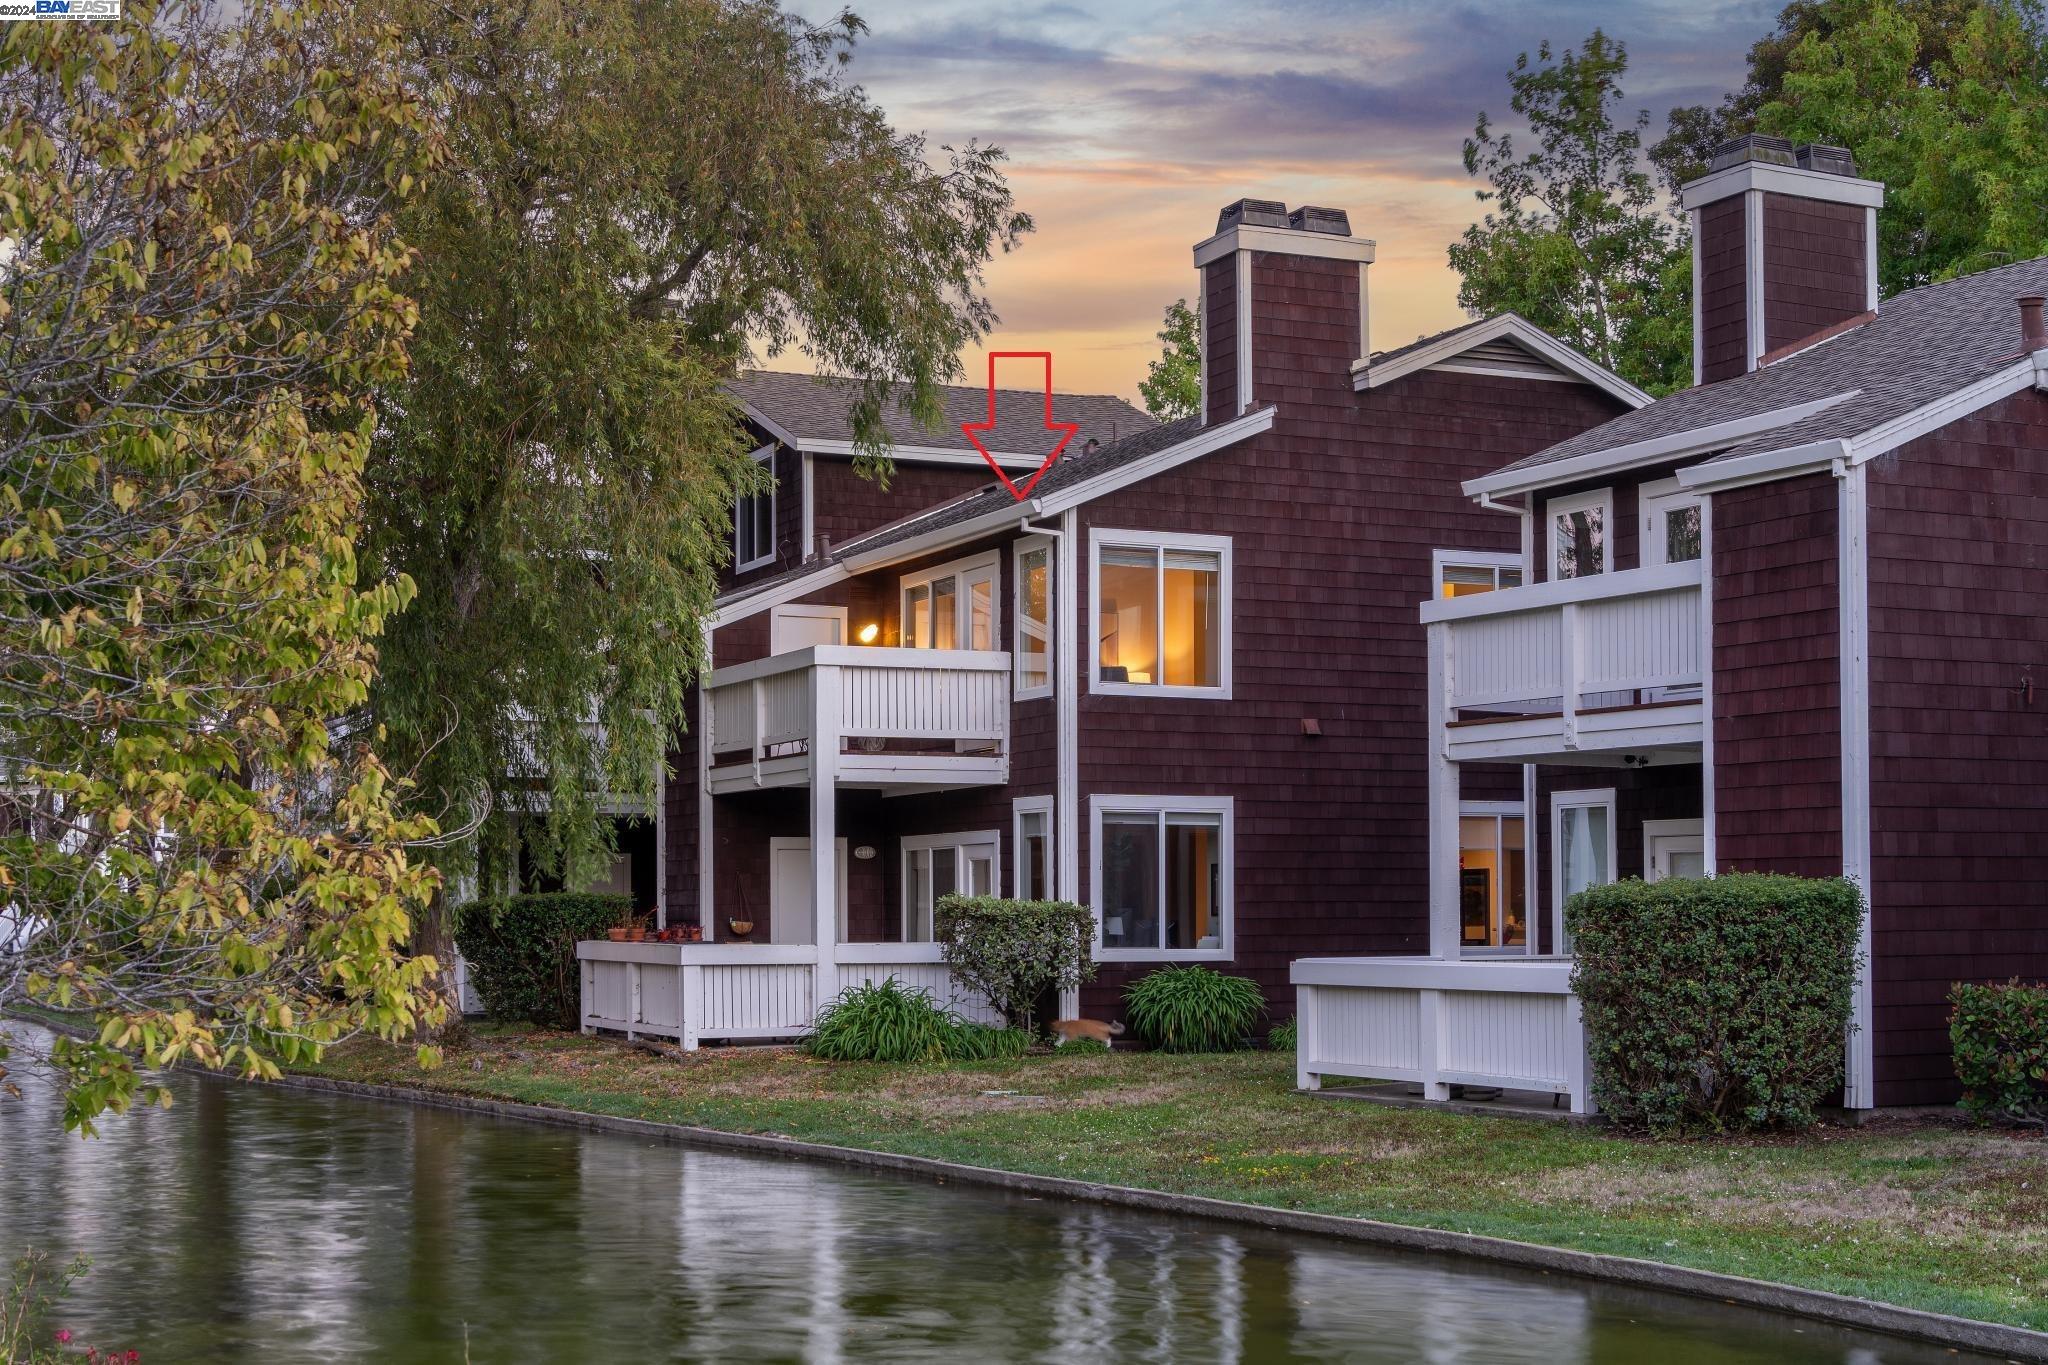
310 1025 2048 1332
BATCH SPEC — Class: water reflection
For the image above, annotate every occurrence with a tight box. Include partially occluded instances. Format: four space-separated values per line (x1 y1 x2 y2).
0 1035 1991 1364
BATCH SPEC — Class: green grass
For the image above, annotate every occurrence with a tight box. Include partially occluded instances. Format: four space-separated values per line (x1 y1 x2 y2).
308 1025 2048 1332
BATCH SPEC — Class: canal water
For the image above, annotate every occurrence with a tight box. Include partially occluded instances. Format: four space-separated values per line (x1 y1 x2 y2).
0 1038 1998 1363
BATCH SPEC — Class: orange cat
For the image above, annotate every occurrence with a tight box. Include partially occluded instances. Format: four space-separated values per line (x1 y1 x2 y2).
1049 1018 1124 1046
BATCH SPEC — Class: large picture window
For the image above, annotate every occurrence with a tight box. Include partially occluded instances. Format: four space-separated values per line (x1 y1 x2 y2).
1093 796 1231 959
734 443 776 572
1091 531 1230 697
1014 539 1053 696
901 552 997 652
901 831 998 942
1459 802 1527 952
1547 488 1611 580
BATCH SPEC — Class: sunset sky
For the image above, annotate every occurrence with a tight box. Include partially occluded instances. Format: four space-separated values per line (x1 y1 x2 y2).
769 0 1776 402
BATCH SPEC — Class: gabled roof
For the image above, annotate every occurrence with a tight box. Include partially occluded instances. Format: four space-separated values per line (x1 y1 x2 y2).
713 406 1277 625
1470 255 2048 497
1353 314 1653 410
730 369 1154 467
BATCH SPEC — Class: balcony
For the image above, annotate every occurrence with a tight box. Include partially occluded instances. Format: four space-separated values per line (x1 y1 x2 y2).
1423 561 1706 764
704 645 1011 794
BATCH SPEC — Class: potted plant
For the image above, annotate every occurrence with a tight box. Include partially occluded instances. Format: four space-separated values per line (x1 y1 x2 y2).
607 905 635 942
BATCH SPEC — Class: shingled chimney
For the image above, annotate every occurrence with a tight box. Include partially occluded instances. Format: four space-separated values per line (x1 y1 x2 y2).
1681 135 1884 386
1192 199 1376 426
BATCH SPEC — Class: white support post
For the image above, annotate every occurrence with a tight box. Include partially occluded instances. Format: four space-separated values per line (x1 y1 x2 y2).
1417 988 1449 1101
1560 601 1582 751
580 958 597 1035
1055 508 1082 1022
626 961 643 1042
680 963 703 1052
810 663 842 1012
1295 985 1321 1091
1565 994 1597 1116
1837 462 1875 1109
698 622 715 943
751 677 766 785
1426 623 1460 959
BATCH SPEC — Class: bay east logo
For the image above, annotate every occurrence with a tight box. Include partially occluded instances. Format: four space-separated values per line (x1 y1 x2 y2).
1 0 121 17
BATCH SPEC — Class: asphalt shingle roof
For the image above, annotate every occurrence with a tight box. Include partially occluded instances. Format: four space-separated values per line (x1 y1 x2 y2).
729 369 1153 458
1485 254 2048 482
1364 317 1494 368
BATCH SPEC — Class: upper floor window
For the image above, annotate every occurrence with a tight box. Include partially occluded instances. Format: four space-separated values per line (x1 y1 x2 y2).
1640 479 1705 566
1434 549 1524 599
1091 530 1230 697
901 552 997 651
1548 488 1611 580
734 443 776 573
1014 539 1052 696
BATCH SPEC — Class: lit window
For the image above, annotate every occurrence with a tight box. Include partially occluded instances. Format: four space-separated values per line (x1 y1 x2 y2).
733 444 776 572
1459 808 1527 950
901 553 997 651
1014 799 1052 900
1093 532 1229 695
902 831 997 942
1548 489 1611 580
1015 541 1052 695
1094 797 1230 956
1437 551 1524 599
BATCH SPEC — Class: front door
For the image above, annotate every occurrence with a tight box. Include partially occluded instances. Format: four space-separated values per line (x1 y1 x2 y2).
767 837 849 945
1645 820 1707 882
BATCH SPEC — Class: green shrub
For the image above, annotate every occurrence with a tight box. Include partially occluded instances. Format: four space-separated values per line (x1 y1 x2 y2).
1567 873 1862 1133
943 1021 1033 1062
807 977 1026 1063
1123 965 1265 1053
935 895 1096 1031
454 892 631 1030
1267 1017 1298 1052
1950 980 2048 1125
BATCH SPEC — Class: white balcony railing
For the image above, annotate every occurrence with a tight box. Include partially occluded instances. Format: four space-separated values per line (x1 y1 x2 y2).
704 645 1011 790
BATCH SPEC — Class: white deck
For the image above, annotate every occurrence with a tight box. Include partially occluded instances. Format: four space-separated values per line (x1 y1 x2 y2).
1292 956 1595 1115
578 940 999 1048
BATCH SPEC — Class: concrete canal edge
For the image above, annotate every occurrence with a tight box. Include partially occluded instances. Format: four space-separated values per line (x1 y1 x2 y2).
269 1071 2047 1363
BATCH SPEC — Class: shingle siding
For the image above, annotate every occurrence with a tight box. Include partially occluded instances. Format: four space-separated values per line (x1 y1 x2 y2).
1761 193 1868 354
1698 195 1751 384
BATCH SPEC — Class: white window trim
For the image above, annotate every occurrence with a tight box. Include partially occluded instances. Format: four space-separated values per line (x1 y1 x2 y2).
1012 795 1054 900
1012 536 1054 700
734 442 777 574
1087 528 1233 699
1550 787 1617 954
899 549 1000 651
1430 548 1523 602
1643 817 1707 883
1638 477 1707 568
1546 487 1613 580
768 602 847 656
1090 794 1233 962
1457 798 1531 958
900 829 1000 941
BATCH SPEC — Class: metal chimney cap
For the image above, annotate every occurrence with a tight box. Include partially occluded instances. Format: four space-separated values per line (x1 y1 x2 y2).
1288 205 1352 236
1794 143 1859 177
1215 198 1290 232
1708 133 1797 171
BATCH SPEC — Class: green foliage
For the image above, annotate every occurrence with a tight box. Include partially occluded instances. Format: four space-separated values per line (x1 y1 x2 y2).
1139 299 1201 420
1123 966 1266 1053
0 1250 101 1365
1267 1017 1299 1052
368 0 1033 935
0 0 446 1132
1949 980 2048 1125
453 894 631 1031
1449 31 1692 396
1568 874 1863 1132
935 895 1096 1031
807 977 1023 1063
1052 1036 1110 1057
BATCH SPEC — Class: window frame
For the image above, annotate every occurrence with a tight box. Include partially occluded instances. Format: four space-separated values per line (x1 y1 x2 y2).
900 829 1000 942
1090 793 1233 962
1638 477 1707 568
1087 528 1233 700
733 442 778 574
1457 798 1531 958
1550 786 1617 954
899 550 1000 653
1430 548 1525 601
1012 795 1054 900
1012 536 1054 699
1546 487 1613 581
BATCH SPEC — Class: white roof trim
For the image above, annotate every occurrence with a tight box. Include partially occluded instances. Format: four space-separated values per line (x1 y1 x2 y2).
736 398 799 450
1353 314 1653 410
1192 224 1376 269
1465 391 1859 498
711 405 1278 627
1677 439 1850 494
797 439 1045 470
1680 161 1885 212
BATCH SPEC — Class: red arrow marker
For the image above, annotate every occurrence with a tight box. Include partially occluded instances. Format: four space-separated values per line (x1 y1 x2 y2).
962 351 1080 501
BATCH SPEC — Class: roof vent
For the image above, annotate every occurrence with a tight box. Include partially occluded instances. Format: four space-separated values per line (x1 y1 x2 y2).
1708 133 1797 171
2020 295 2047 353
1287 205 1351 236
1794 143 1858 177
1215 198 1289 232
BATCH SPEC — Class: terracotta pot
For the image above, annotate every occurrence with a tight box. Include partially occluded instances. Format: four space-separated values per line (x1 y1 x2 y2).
626 928 646 942
607 927 627 942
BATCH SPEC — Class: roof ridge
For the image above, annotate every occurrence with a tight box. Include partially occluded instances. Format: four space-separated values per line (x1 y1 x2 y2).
737 367 1142 405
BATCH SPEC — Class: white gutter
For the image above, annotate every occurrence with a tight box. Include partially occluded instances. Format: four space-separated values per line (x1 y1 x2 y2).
1678 439 1850 494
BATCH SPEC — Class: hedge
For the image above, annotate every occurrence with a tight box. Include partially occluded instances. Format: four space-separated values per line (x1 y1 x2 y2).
1567 873 1861 1132
934 895 1095 1031
1950 980 2048 1126
454 893 631 1030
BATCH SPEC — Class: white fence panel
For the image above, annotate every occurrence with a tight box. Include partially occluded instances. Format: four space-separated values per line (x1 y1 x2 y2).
840 959 1002 1026
1437 989 1570 1090
697 963 816 1035
1578 588 1702 694
1448 613 1564 709
841 664 1006 742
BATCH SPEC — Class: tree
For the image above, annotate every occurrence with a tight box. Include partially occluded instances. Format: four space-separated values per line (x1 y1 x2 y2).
1448 32 1691 395
0 1 445 1131
1139 299 1201 420
366 0 1032 982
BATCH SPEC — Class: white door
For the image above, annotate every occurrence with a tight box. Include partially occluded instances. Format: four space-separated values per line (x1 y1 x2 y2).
1644 820 1707 882
766 837 848 944
770 604 846 655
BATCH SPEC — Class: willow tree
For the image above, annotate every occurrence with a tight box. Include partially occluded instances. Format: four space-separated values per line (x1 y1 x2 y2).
367 0 1031 957
0 2 445 1130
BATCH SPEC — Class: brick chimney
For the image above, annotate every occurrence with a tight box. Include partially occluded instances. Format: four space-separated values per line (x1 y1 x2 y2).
1192 199 1376 426
1681 135 1884 386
